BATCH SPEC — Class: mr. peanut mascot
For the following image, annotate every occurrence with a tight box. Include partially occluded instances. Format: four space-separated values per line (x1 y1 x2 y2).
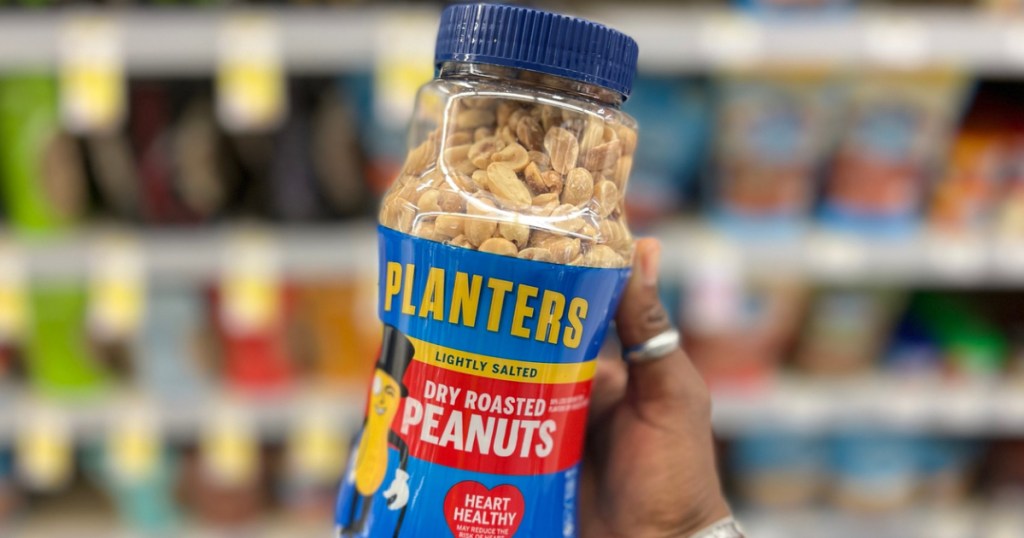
339 324 414 537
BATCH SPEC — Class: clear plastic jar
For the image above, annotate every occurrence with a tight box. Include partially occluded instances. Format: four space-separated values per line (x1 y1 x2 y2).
379 62 637 267
337 5 639 538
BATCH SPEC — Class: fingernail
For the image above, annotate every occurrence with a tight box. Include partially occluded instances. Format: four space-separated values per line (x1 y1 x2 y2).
640 241 660 287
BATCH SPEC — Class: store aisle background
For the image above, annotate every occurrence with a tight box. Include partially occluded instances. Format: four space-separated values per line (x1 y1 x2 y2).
1 1 1024 536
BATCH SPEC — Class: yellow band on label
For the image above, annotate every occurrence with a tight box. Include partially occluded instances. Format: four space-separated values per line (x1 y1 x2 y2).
409 336 595 384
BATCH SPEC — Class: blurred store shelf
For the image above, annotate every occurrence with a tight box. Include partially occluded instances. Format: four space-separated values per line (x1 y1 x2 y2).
11 221 1024 285
739 505 1024 538
6 515 332 538
0 385 365 443
2 7 1024 73
711 375 1024 436
4 375 1024 441
7 222 379 281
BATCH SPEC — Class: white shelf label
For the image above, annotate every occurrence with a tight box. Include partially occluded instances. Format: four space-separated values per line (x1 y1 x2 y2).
0 240 27 343
60 16 125 134
864 18 930 68
697 14 764 65
374 13 437 129
107 403 160 484
217 15 287 133
88 232 145 340
220 230 281 335
17 404 73 491
201 402 258 487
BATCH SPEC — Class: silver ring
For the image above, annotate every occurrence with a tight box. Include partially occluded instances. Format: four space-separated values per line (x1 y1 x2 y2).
623 328 680 363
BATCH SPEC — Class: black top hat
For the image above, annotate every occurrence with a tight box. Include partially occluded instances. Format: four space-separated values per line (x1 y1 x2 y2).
378 324 416 389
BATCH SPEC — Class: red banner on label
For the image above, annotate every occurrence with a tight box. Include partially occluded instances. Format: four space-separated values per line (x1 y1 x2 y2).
393 360 591 475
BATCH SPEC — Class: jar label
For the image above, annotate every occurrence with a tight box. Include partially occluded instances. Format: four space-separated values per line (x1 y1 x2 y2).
335 226 630 538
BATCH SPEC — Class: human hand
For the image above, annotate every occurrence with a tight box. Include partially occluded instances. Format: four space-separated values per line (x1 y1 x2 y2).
579 238 732 538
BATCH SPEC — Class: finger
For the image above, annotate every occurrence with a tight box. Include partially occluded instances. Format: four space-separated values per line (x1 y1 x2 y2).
615 238 708 410
588 354 626 426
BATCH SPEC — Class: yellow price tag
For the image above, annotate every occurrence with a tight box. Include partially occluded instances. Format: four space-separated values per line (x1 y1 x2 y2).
107 406 159 484
201 405 258 487
221 231 280 334
0 241 27 342
217 16 287 133
288 408 345 480
374 12 438 129
60 16 125 134
17 406 72 491
89 234 145 340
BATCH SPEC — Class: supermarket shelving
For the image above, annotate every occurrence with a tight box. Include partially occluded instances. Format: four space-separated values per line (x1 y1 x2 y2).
3 376 1024 441
10 221 1024 284
3 7 1024 73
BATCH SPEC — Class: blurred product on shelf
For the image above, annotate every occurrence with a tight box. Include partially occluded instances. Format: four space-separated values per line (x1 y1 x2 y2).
622 76 709 227
912 293 1007 380
928 82 1024 235
343 72 408 197
0 450 17 524
730 430 826 509
685 278 808 386
178 442 269 527
820 71 968 236
735 0 855 12
793 288 904 375
84 440 181 535
712 70 838 236
270 79 370 222
173 83 242 223
294 279 378 389
0 75 87 233
138 287 213 401
211 282 297 395
731 432 978 512
27 284 108 397
829 431 921 512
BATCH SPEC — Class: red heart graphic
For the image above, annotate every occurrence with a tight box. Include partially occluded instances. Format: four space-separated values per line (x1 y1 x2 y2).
443 481 525 538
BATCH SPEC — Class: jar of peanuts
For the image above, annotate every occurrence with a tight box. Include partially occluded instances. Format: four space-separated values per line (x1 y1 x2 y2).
337 5 639 538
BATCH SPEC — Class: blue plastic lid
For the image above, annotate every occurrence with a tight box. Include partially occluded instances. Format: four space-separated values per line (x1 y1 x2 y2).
435 3 640 99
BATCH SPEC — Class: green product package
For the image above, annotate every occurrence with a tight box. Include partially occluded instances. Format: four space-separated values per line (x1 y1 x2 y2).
27 284 107 396
0 75 81 233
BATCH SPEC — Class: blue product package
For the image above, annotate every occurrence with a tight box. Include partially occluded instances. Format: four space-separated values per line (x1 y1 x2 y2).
819 72 969 236
138 288 209 402
711 71 840 238
623 76 709 225
829 431 919 510
731 431 825 508
335 228 630 537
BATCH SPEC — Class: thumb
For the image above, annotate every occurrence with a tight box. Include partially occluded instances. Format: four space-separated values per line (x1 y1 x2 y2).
615 239 709 413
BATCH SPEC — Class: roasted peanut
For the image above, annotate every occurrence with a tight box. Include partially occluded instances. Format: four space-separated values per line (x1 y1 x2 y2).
562 168 594 206
525 162 562 195
593 179 619 217
544 237 581 264
491 142 530 172
516 116 545 151
518 248 554 263
581 245 624 268
469 136 506 169
434 214 465 238
581 139 621 173
479 237 518 257
437 190 466 213
544 127 579 174
498 221 530 248
484 162 532 207
456 108 495 130
417 189 442 213
443 144 476 175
